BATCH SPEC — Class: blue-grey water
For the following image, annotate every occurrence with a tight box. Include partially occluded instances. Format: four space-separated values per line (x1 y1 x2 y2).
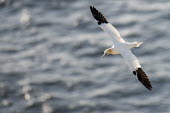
0 0 170 113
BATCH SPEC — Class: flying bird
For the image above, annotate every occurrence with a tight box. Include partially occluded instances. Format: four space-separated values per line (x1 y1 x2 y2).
90 6 152 91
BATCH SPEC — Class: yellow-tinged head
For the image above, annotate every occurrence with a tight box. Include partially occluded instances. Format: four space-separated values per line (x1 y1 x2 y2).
102 48 112 57
102 48 120 57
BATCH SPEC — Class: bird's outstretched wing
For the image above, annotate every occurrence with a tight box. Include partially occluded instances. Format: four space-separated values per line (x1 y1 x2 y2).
121 51 152 91
90 6 125 43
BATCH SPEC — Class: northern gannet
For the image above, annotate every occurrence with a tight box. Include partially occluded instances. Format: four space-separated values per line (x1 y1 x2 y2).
90 6 152 91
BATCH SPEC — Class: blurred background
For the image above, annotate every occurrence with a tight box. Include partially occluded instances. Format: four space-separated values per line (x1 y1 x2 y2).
0 0 170 113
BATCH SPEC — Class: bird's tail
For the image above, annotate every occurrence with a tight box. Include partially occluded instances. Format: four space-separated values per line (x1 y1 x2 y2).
126 42 143 48
135 42 143 47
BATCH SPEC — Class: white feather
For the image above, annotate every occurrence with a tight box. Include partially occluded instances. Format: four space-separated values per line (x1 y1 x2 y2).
121 51 141 71
100 23 125 43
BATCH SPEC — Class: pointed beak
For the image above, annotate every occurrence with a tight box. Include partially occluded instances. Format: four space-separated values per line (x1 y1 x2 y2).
102 53 106 58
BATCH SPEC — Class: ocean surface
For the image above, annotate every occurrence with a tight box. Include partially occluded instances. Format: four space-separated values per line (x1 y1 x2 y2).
0 0 170 113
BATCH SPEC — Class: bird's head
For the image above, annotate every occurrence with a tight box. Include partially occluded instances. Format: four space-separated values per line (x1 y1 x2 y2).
102 48 112 57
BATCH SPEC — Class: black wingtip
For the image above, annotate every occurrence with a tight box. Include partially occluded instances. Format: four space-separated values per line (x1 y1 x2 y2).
90 6 108 25
134 68 152 91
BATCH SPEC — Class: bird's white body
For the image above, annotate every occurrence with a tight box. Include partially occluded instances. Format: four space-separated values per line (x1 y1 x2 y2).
100 23 143 71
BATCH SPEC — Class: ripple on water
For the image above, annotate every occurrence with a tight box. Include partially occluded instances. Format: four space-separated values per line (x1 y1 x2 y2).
0 0 170 113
